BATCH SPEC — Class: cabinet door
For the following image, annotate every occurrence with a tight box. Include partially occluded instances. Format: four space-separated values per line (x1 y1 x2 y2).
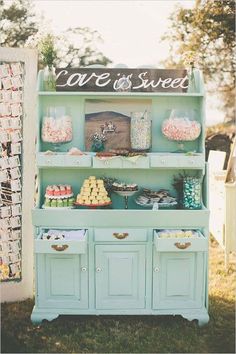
153 252 204 309
37 254 88 309
95 245 146 309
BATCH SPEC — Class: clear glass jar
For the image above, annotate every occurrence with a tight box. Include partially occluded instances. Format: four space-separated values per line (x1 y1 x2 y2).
43 65 56 91
41 106 73 150
130 111 151 151
183 176 202 209
162 109 201 152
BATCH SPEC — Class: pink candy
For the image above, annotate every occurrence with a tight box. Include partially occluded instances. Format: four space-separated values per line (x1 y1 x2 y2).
162 117 201 141
42 115 73 143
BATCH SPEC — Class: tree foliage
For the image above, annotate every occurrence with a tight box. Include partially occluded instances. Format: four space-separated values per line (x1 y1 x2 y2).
55 27 111 68
0 0 39 47
162 0 235 122
0 0 111 67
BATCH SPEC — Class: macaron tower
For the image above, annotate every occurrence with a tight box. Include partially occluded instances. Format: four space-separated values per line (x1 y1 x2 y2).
44 184 75 208
76 176 111 206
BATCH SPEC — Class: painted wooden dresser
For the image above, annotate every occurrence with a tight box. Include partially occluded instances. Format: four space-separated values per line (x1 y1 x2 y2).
31 69 209 326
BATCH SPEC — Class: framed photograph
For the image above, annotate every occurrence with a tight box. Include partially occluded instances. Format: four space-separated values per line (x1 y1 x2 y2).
85 99 151 151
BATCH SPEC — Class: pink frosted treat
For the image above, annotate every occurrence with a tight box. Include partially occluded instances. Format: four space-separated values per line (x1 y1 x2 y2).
162 117 201 141
42 115 73 143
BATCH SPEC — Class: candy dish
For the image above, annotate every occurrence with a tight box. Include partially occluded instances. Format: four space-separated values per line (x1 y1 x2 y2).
112 182 138 192
113 189 139 209
114 190 138 197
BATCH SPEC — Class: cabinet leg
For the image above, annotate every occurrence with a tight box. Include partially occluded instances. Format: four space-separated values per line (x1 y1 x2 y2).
31 307 59 324
197 314 210 327
181 313 209 327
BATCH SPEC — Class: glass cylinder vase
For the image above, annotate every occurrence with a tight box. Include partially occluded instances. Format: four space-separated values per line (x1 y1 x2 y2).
41 106 73 151
183 176 202 209
43 65 56 91
130 111 151 151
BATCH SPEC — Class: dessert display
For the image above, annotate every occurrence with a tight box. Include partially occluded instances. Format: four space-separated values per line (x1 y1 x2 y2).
112 182 138 192
157 229 199 238
135 188 177 208
41 107 73 145
130 111 151 151
162 109 201 153
75 176 111 207
162 117 201 142
112 180 139 209
43 184 75 208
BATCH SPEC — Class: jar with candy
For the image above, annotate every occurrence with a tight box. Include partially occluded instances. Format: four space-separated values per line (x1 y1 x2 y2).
183 176 202 209
162 109 201 152
130 110 151 151
41 106 73 150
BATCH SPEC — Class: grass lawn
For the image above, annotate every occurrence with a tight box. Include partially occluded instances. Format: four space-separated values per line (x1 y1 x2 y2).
1 238 235 354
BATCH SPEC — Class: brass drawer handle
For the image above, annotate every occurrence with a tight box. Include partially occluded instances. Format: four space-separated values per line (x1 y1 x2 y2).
51 244 69 252
113 232 129 240
174 242 191 249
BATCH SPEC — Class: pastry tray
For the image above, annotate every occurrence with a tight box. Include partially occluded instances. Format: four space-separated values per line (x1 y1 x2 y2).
135 199 178 208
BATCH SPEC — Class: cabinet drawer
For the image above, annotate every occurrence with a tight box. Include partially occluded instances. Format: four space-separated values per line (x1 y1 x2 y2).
37 153 64 167
122 156 150 168
64 155 91 167
154 230 207 252
150 154 205 169
35 229 88 254
36 153 91 167
93 156 122 168
94 228 147 242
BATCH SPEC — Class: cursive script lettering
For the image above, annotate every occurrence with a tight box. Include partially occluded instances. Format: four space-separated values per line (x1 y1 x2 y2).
56 69 189 92
95 72 111 87
56 70 111 88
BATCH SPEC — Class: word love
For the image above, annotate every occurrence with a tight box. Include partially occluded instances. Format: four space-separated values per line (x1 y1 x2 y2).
55 68 189 93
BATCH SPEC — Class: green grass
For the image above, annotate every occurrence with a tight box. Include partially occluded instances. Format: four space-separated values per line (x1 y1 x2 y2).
1 239 235 353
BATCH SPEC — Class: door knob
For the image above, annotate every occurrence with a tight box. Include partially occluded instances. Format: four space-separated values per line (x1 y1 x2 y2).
154 267 159 272
96 267 102 272
81 267 87 272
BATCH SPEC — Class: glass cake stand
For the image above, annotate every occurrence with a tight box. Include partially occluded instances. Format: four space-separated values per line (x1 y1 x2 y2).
114 190 138 209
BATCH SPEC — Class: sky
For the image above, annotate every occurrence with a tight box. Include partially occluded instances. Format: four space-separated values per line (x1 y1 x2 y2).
33 0 224 125
33 0 194 67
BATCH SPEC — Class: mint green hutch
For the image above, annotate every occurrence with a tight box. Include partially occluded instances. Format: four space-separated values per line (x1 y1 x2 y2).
31 69 209 326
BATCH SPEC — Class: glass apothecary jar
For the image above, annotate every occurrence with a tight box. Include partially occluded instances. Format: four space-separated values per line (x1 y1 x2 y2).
130 111 151 151
162 109 201 152
41 106 73 150
183 176 202 209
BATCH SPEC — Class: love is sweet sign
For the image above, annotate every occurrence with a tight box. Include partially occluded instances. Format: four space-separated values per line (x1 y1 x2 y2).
55 68 189 92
